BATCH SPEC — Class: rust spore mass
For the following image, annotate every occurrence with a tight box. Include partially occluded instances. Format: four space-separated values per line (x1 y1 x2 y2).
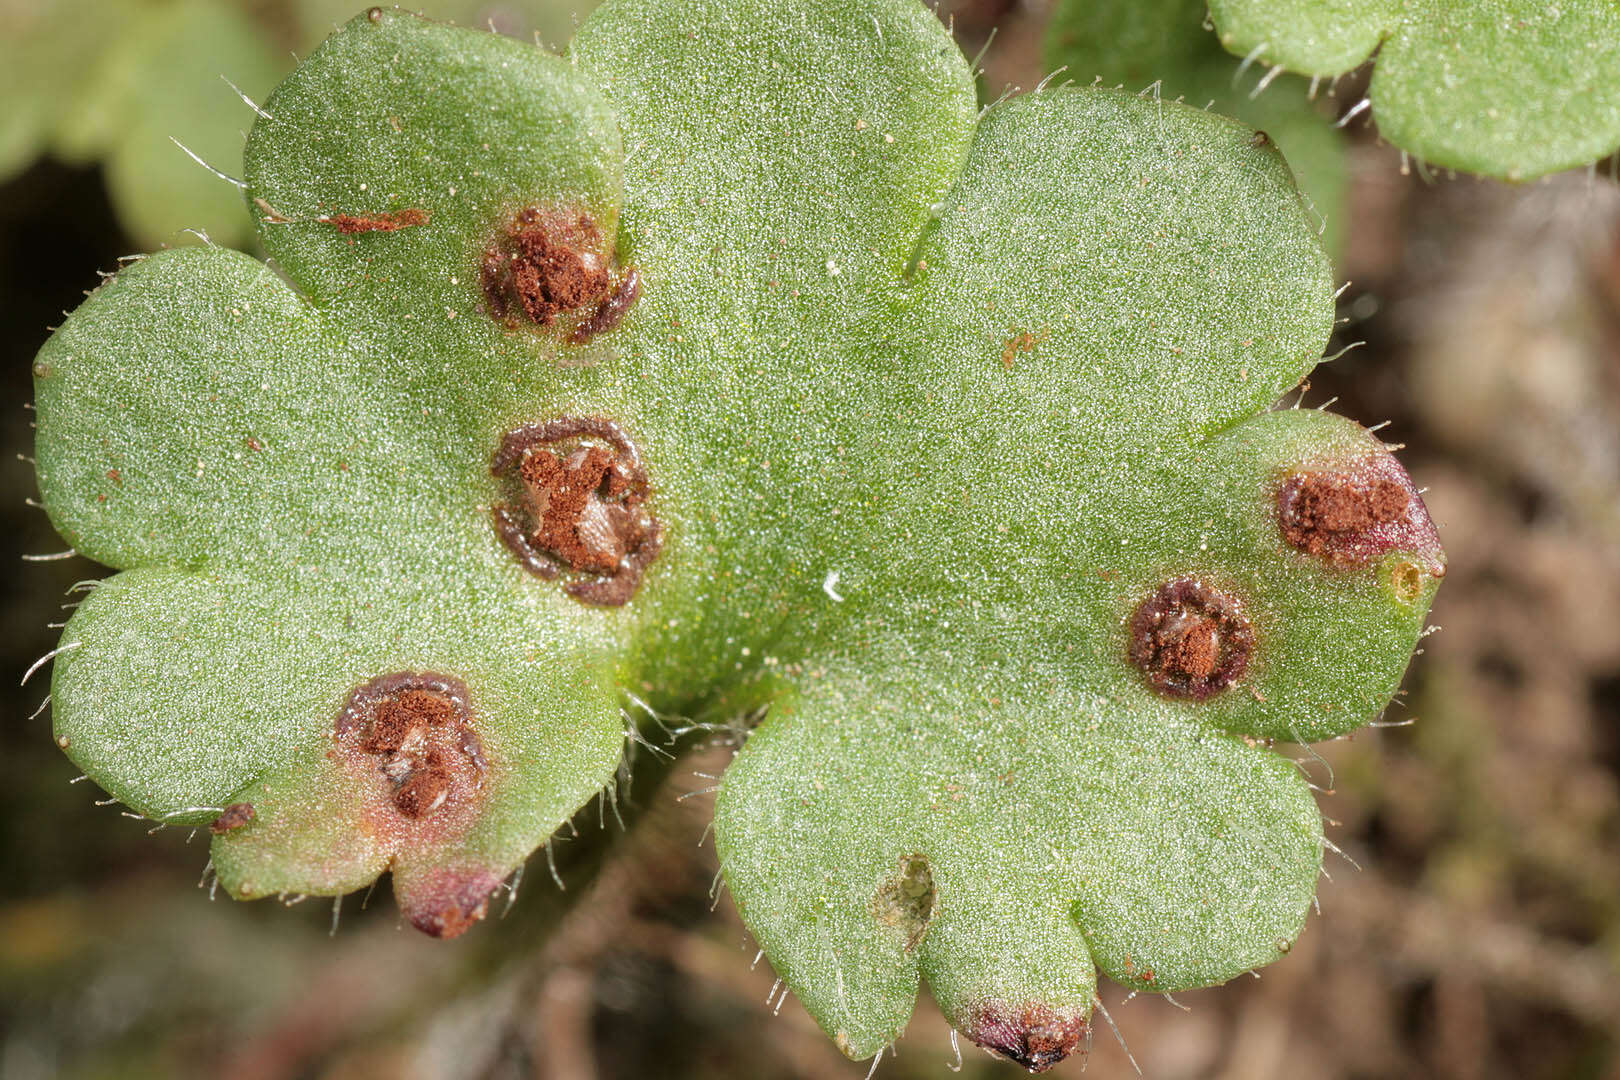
1163 616 1220 680
1276 452 1447 575
394 752 453 818
1129 577 1254 700
323 208 429 234
481 209 639 341
962 1001 1090 1073
1280 471 1408 554
336 672 484 820
491 417 662 606
210 802 256 834
510 209 610 321
359 688 454 755
521 446 627 575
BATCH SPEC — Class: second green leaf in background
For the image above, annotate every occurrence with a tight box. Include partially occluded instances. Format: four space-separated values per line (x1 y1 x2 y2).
1047 0 1346 262
1207 0 1620 180
2 0 281 249
0 0 600 251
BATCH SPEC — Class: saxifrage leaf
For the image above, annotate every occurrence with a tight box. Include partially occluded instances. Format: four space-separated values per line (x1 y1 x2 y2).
33 1 1443 1066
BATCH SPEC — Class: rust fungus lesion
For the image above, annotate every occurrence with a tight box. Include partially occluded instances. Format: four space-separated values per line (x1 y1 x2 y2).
480 207 640 344
335 672 487 820
491 416 662 606
319 207 430 234
1279 470 1407 554
961 1001 1091 1073
1129 577 1255 700
1000 329 1044 370
1276 456 1446 576
569 267 642 344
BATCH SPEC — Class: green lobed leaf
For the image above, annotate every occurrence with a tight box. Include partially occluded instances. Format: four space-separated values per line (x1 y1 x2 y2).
570 0 983 702
38 13 634 936
1209 0 1620 180
33 0 1444 1066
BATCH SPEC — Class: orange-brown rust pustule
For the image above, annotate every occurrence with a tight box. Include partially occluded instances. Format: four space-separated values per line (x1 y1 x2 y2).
960 1001 1090 1073
1277 455 1445 575
336 673 486 821
1129 577 1255 700
327 673 500 940
491 417 662 606
321 208 429 234
481 208 639 342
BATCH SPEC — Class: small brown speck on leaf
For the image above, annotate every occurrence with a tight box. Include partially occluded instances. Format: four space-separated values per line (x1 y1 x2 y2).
210 802 256 834
1001 330 1041 370
321 208 429 234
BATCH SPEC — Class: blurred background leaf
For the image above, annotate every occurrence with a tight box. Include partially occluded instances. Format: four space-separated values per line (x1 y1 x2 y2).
0 0 602 249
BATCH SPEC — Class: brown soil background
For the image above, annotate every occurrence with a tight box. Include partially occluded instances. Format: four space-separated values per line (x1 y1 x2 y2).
2 3 1617 1077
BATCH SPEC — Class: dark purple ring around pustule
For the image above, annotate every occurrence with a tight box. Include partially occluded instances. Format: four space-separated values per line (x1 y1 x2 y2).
489 416 662 607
